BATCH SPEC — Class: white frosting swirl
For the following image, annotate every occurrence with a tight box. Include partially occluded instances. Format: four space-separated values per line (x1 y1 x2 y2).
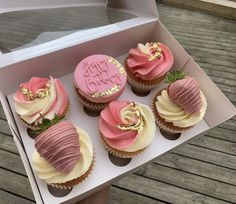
155 90 207 127
32 128 93 184
14 76 68 125
120 104 156 152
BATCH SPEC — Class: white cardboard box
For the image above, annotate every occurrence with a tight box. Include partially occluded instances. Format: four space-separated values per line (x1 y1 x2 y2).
0 1 236 204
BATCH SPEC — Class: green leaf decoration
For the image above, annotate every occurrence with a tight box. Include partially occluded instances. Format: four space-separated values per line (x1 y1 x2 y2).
165 70 186 83
32 113 64 135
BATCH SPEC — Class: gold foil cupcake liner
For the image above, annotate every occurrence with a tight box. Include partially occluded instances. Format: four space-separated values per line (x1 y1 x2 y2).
48 153 96 190
100 133 148 158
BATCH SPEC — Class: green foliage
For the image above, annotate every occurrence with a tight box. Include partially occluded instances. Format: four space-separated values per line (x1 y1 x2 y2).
165 70 186 83
33 114 63 135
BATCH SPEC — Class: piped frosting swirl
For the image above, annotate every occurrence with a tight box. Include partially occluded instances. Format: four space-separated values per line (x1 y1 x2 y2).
99 100 156 152
14 76 68 125
167 77 202 114
126 42 174 81
35 121 80 174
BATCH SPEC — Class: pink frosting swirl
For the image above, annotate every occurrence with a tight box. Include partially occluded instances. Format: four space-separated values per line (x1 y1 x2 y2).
35 121 80 174
167 77 202 114
126 42 174 80
14 77 68 124
99 101 140 149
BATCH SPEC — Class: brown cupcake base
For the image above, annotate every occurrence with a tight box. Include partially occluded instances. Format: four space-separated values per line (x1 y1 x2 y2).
49 158 95 189
159 128 181 140
125 59 165 97
75 87 107 117
100 133 147 158
152 90 192 139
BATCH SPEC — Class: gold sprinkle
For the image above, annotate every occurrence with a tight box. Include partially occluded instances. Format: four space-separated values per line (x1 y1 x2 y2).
21 81 51 100
108 58 127 75
148 42 162 61
117 102 144 131
91 84 120 98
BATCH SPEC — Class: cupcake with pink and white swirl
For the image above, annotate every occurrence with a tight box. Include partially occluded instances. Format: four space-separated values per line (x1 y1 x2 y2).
152 71 207 140
14 76 69 131
126 42 174 96
99 100 156 158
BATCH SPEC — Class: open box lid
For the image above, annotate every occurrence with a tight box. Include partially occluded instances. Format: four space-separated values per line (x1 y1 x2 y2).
0 0 158 66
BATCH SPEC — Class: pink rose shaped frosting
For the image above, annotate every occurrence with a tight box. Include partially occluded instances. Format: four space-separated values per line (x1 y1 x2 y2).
99 101 144 149
35 121 80 174
126 42 174 81
14 76 68 124
167 77 202 114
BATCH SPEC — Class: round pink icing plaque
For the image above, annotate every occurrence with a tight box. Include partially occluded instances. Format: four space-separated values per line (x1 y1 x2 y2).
74 55 127 103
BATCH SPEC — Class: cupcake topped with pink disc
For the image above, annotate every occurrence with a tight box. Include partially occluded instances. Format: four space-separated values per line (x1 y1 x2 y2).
74 54 127 116
126 42 174 96
14 76 69 131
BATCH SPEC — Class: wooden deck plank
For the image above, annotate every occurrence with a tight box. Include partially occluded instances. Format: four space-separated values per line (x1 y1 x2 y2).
199 62 236 74
154 153 236 185
161 0 236 20
202 74 236 88
160 32 236 51
0 133 19 154
114 174 231 204
160 20 236 40
0 104 7 120
205 127 236 143
0 190 35 204
0 149 26 175
136 164 236 203
219 119 236 131
0 119 12 135
190 136 236 155
193 55 236 69
158 8 236 32
166 28 236 46
0 168 34 200
173 144 236 169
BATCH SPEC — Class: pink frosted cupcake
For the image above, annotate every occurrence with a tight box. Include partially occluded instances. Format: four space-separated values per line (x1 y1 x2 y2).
32 121 94 189
152 71 207 140
126 42 174 96
74 54 127 116
14 77 69 131
99 100 156 158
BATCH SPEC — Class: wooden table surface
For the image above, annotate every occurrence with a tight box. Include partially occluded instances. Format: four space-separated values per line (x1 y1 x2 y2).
0 2 236 204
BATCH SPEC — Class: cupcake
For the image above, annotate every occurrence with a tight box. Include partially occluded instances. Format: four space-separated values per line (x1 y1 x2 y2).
74 54 127 116
32 121 94 189
152 71 207 140
126 42 174 96
14 76 69 131
99 100 156 158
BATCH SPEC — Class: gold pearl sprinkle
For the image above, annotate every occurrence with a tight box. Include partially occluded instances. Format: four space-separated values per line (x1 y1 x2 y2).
117 102 144 131
148 42 162 61
21 81 51 100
